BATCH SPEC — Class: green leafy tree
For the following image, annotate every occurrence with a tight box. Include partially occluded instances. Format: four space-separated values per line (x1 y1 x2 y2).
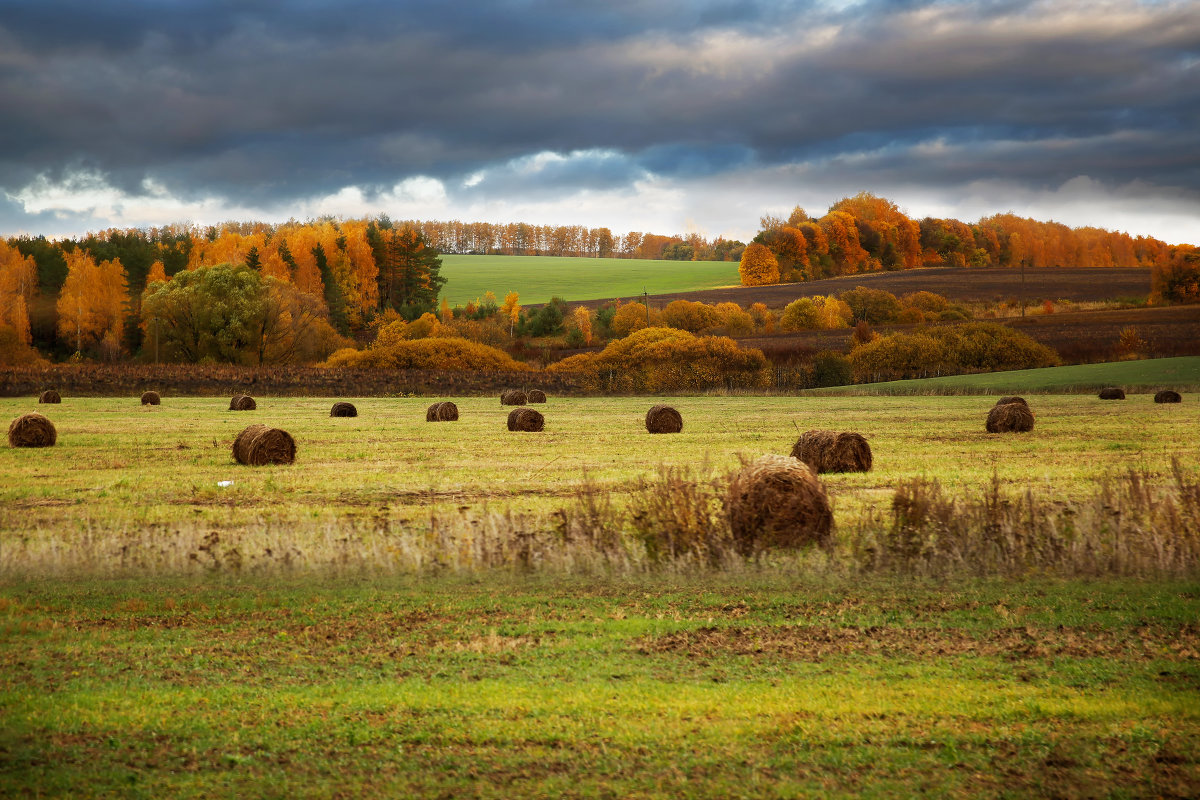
141 264 265 363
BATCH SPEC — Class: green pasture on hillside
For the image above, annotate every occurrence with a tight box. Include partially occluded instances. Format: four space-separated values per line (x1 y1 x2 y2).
438 254 740 306
808 356 1200 395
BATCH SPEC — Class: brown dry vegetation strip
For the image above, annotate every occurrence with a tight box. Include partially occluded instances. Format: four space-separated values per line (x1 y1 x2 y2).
640 623 1200 662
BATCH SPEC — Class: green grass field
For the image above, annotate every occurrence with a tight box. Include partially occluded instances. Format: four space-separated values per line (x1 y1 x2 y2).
2 394 1198 796
438 254 740 306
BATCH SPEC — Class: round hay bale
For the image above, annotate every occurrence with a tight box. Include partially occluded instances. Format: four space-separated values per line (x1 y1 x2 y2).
994 396 1028 407
38 390 61 404
8 413 57 448
425 401 458 421
527 389 547 404
825 432 873 473
140 391 161 405
1154 390 1182 404
229 395 256 411
645 404 683 434
1098 387 1125 400
986 402 1035 433
789 429 837 473
507 407 544 432
728 455 833 556
232 424 296 466
501 389 527 406
330 401 358 417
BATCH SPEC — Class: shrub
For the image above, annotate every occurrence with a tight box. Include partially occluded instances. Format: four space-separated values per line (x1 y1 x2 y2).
610 303 659 338
849 322 1058 382
839 286 902 324
324 337 531 371
663 300 720 333
714 302 755 337
900 290 949 313
810 350 853 387
738 243 780 286
780 295 853 331
0 325 48 367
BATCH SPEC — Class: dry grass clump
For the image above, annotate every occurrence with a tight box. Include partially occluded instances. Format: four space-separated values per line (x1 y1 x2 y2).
7 413 57 448
645 404 683 434
229 395 256 411
38 390 61 404
791 430 872 473
995 396 1028 407
986 402 1035 433
507 407 544 432
140 391 161 405
1099 387 1126 400
425 401 458 421
501 389 528 406
232 424 296 466
330 401 357 417
1154 390 1182 404
727 454 833 556
528 389 547 403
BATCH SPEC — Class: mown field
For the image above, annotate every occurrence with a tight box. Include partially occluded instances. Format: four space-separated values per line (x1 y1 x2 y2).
3 393 1198 797
439 255 739 306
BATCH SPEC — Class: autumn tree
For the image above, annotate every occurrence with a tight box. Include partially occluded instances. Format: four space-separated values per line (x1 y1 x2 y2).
569 306 593 346
0 241 38 344
738 243 780 286
56 250 128 356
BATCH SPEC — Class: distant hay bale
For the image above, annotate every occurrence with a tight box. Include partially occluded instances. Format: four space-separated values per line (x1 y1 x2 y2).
425 401 458 421
501 389 527 406
38 390 61 404
507 407 544 432
825 433 873 473
727 454 833 556
1154 390 1182 404
229 395 256 411
528 389 547 403
645 404 683 434
987 402 1035 433
790 429 836 472
232 424 296 466
8 413 57 448
330 401 358 417
140 391 161 405
995 396 1028 407
1098 387 1125 400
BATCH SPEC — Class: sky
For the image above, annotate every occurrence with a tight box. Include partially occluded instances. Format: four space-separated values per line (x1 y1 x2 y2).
1 0 1198 244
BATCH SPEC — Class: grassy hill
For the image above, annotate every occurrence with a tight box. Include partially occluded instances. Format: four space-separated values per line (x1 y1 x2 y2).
805 356 1200 395
438 255 740 306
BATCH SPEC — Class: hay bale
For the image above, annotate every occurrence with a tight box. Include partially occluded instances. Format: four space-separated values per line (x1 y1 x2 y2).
140 391 161 405
1098 387 1125 400
645 404 682 434
8 413 57 448
38 390 61 404
728 455 833 556
229 395 256 411
790 429 836 472
507 407 544 432
1154 390 1182 404
330 401 358 417
501 389 527 406
232 424 296 466
987 402 1035 433
825 432 873 473
425 401 458 421
994 396 1028 407
528 389 547 403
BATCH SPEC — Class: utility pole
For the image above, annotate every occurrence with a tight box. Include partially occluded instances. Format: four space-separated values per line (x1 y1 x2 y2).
154 316 160 363
643 288 650 327
1021 258 1026 317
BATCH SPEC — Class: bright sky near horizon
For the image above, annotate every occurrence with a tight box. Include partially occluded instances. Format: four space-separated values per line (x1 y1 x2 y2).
1 0 1198 244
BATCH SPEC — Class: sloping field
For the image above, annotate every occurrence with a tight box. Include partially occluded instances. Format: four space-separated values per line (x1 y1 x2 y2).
439 254 739 306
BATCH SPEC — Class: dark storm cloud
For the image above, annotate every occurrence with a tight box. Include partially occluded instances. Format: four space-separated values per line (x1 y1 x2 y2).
1 0 1198 221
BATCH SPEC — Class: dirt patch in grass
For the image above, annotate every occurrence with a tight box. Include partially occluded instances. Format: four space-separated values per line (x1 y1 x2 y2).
639 623 1200 662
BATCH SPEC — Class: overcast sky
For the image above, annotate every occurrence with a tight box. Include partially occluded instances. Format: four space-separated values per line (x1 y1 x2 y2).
2 0 1198 244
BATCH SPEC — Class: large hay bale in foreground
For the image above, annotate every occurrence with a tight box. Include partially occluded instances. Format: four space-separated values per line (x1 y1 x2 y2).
8 413 57 448
507 407 544 432
728 455 833 556
995 396 1028 407
645 404 682 434
1098 387 1125 400
232 424 296 466
140 391 161 405
528 389 547 403
330 401 358 417
38 390 61 404
790 429 836 472
825 432 873 473
229 395 256 411
1154 390 1182 404
425 401 458 421
501 389 527 406
986 402 1035 433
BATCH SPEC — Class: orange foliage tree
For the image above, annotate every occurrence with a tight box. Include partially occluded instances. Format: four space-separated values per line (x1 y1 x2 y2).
56 250 128 356
738 243 780 286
